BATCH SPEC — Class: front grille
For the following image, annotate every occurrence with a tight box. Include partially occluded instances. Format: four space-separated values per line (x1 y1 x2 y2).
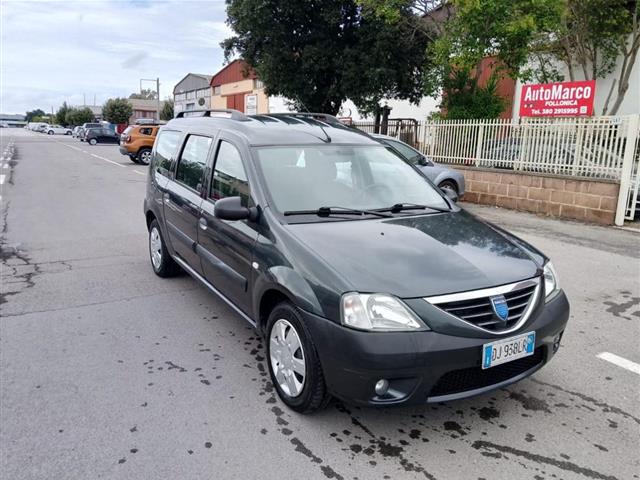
432 282 538 332
429 347 545 398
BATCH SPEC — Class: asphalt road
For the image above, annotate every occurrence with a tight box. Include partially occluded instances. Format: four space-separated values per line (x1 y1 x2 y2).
1 129 639 480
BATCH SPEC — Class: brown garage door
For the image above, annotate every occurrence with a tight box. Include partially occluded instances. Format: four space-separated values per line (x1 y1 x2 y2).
226 94 245 113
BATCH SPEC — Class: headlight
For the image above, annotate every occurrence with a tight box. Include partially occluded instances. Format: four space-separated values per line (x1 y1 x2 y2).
341 293 425 331
543 262 559 300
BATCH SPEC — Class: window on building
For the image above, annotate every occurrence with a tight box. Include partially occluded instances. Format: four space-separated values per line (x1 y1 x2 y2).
255 79 264 89
186 90 195 99
186 103 195 111
211 141 250 204
175 135 212 191
213 86 221 95
175 93 186 101
153 130 181 176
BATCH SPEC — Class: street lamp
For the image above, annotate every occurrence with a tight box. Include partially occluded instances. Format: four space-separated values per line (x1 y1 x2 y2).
139 78 161 120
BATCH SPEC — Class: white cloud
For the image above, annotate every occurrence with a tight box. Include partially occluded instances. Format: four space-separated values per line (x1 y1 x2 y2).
0 0 233 113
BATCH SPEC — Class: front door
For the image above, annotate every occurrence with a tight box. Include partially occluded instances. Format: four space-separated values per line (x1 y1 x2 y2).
197 137 257 311
163 134 213 273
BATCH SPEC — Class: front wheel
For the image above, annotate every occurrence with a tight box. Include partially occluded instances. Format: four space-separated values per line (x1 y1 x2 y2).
47 131 54 135
137 148 152 165
267 302 330 413
88 138 97 145
438 180 458 196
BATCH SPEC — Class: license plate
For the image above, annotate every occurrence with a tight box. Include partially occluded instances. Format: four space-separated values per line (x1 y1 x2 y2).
482 331 535 369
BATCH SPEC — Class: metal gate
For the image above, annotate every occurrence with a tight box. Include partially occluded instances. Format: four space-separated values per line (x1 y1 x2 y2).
615 115 640 225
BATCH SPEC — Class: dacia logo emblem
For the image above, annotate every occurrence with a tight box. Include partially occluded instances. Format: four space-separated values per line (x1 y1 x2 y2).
490 295 509 322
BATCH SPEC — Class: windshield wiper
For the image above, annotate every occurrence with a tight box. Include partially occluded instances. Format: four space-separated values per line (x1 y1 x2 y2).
283 206 393 218
376 202 451 214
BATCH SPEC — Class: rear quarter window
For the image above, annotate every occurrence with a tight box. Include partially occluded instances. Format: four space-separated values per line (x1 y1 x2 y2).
152 130 181 176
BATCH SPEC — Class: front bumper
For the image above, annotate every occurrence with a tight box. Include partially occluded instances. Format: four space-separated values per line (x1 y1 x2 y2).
303 290 569 406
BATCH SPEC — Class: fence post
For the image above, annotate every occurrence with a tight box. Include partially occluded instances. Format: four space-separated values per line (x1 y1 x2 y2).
474 122 485 167
614 114 640 226
572 118 585 176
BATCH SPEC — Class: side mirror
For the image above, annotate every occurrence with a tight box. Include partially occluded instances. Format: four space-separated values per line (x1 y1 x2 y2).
441 187 459 203
214 196 259 221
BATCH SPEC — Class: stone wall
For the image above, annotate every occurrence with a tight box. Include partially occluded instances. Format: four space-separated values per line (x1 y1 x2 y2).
458 167 619 225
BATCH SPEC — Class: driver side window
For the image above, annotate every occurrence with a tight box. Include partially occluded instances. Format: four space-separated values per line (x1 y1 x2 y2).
210 141 250 205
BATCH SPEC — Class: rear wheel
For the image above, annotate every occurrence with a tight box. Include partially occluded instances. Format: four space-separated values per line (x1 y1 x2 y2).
137 148 152 165
266 302 330 413
88 138 97 146
148 219 181 277
47 130 54 135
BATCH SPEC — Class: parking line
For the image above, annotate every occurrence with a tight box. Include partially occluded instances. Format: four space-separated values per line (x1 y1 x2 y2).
0 174 5 185
90 153 125 168
133 170 146 176
597 352 640 375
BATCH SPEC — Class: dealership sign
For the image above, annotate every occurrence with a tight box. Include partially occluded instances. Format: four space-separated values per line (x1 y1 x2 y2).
519 80 595 117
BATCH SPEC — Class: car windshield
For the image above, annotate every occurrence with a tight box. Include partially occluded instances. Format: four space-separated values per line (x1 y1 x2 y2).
254 145 448 216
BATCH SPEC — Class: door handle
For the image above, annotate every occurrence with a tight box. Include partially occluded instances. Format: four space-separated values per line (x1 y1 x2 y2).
199 217 208 231
163 192 170 204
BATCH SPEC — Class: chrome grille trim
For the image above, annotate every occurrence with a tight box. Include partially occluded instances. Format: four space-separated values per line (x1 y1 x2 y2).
424 277 541 335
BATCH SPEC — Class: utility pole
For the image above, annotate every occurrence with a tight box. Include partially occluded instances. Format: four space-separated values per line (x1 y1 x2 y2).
140 77 161 120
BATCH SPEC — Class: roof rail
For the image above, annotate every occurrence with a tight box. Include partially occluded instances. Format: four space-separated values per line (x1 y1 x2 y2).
175 109 249 121
267 112 343 125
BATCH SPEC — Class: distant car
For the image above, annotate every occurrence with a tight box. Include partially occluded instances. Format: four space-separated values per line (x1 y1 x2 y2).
46 125 73 135
72 126 82 138
119 122 163 165
85 127 120 145
371 134 466 198
79 123 102 141
36 124 50 133
0 122 8 128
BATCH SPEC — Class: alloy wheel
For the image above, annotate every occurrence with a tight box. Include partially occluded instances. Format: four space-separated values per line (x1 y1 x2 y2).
139 150 151 165
269 319 306 397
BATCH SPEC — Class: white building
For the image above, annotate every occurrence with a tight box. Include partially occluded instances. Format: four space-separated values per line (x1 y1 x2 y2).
173 73 213 115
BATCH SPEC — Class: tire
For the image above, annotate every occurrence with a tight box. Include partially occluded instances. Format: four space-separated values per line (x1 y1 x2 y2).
266 302 330 413
47 130 54 135
65 131 71 135
438 180 458 195
88 138 97 146
137 148 152 165
148 219 181 277
129 155 140 164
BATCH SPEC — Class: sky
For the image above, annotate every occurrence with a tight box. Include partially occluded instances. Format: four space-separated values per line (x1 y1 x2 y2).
0 0 233 114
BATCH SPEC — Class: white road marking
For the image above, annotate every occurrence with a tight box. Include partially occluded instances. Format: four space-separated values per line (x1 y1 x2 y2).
597 352 640 375
133 169 146 176
90 153 125 168
0 174 5 184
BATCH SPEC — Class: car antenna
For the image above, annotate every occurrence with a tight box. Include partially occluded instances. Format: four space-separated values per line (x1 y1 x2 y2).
294 96 331 143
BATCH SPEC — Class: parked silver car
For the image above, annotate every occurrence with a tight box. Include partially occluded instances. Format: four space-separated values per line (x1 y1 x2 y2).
371 134 466 198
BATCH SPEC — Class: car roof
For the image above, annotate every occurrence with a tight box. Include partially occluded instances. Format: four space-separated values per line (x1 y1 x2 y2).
164 111 379 147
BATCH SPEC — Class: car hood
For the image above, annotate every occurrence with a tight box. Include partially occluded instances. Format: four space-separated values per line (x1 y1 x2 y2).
286 210 540 298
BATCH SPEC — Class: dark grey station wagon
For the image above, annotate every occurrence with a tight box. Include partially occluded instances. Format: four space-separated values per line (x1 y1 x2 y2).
143 110 569 413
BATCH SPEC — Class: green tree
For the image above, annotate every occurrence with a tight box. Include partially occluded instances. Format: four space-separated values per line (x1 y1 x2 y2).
129 88 158 100
102 98 133 124
530 0 640 114
55 102 72 126
65 107 96 126
222 0 430 115
160 98 174 120
25 109 46 122
441 69 505 119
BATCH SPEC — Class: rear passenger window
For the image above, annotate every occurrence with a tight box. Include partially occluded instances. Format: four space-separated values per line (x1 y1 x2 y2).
175 135 212 191
210 141 250 204
153 130 181 175
140 127 153 135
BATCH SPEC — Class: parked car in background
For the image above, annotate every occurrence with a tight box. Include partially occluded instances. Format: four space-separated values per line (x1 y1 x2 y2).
119 122 163 165
36 124 50 133
85 127 120 145
79 122 102 141
371 134 466 198
143 110 569 413
46 125 73 135
72 126 82 138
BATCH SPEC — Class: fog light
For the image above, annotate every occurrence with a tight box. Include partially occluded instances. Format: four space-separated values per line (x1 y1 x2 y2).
553 331 564 353
375 379 389 396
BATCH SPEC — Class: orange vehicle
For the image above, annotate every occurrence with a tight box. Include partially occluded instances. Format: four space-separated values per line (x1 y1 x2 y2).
119 121 163 165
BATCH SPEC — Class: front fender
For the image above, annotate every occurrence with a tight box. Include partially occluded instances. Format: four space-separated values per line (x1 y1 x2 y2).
252 266 324 322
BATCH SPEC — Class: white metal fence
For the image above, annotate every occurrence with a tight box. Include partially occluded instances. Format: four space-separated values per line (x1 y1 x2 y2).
416 116 639 181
